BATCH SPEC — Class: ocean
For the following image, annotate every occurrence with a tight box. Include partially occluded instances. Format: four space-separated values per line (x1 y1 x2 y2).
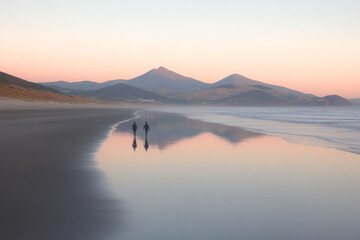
154 106 360 155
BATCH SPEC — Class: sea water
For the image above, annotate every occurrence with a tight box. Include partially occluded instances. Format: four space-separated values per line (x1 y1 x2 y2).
154 106 360 155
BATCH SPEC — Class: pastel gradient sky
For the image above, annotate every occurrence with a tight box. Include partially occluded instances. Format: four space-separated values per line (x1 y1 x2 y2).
1 0 359 97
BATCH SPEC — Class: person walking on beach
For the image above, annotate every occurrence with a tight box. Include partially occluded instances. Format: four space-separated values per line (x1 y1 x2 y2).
132 122 137 136
143 122 150 137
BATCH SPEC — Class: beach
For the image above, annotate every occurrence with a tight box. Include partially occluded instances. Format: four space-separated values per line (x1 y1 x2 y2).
2 104 360 240
0 104 134 240
2 0 359 238
97 110 360 240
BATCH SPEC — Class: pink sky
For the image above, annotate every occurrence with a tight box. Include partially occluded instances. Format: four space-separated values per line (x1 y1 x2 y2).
2 59 358 98
1 1 359 98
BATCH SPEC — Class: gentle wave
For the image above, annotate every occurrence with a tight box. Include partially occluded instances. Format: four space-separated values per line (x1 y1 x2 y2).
154 106 360 155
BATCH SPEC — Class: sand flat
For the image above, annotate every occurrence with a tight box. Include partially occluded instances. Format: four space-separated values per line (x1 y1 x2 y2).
3 106 360 240
0 105 135 240
96 110 360 240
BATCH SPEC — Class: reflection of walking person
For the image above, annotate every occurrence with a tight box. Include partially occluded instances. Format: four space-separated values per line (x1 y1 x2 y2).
144 137 149 151
143 122 150 137
132 136 137 151
132 122 137 136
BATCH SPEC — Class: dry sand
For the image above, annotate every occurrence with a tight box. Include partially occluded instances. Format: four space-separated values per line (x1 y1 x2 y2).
0 103 135 240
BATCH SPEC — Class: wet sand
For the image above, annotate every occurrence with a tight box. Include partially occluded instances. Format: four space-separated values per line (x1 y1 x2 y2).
0 106 135 240
3 106 360 240
97 110 360 240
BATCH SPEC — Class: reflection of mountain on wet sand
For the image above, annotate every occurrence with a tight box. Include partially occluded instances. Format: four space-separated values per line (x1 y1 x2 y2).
115 111 262 149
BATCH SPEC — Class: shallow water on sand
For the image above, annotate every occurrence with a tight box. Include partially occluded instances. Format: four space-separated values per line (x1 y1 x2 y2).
96 111 360 240
154 106 360 155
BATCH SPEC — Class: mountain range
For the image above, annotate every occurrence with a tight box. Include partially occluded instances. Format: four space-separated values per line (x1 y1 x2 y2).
41 67 313 95
40 80 115 93
0 67 353 106
76 83 169 103
0 71 98 103
41 67 207 92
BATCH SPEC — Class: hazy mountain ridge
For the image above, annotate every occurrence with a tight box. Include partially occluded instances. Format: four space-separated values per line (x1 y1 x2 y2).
0 71 97 103
77 83 170 103
217 91 351 106
154 82 317 105
40 67 208 92
1 71 60 93
350 98 360 106
121 67 209 91
323 95 352 106
212 74 313 97
40 67 316 98
157 86 351 106
33 67 354 106
216 90 287 106
41 80 125 92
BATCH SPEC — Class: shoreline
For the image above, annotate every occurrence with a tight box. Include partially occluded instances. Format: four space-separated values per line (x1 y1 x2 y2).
151 106 360 155
2 103 359 239
0 106 137 240
96 109 360 240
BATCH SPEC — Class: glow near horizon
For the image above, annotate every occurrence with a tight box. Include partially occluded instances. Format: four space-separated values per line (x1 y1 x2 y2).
0 0 359 97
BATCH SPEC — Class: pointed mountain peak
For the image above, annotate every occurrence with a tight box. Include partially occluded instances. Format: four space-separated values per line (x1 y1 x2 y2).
212 73 256 86
156 66 168 71
146 66 186 80
128 67 209 91
226 73 250 80
150 66 173 75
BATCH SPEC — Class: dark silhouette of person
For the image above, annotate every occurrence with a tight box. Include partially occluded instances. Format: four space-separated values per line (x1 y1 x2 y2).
132 136 137 151
132 122 137 136
144 136 149 151
143 122 150 137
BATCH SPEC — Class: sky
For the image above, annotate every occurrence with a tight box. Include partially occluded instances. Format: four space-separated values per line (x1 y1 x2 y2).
1 0 359 98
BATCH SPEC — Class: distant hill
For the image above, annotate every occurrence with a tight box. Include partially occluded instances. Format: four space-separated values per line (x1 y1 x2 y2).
78 83 169 103
323 95 352 106
103 79 126 86
157 84 352 106
36 67 352 106
39 67 209 92
121 67 209 91
211 84 237 89
216 90 287 106
350 98 360 106
0 71 97 103
212 74 258 86
1 71 59 93
39 67 312 96
251 85 272 90
212 74 311 97
41 80 125 93
156 83 292 104
215 91 351 107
